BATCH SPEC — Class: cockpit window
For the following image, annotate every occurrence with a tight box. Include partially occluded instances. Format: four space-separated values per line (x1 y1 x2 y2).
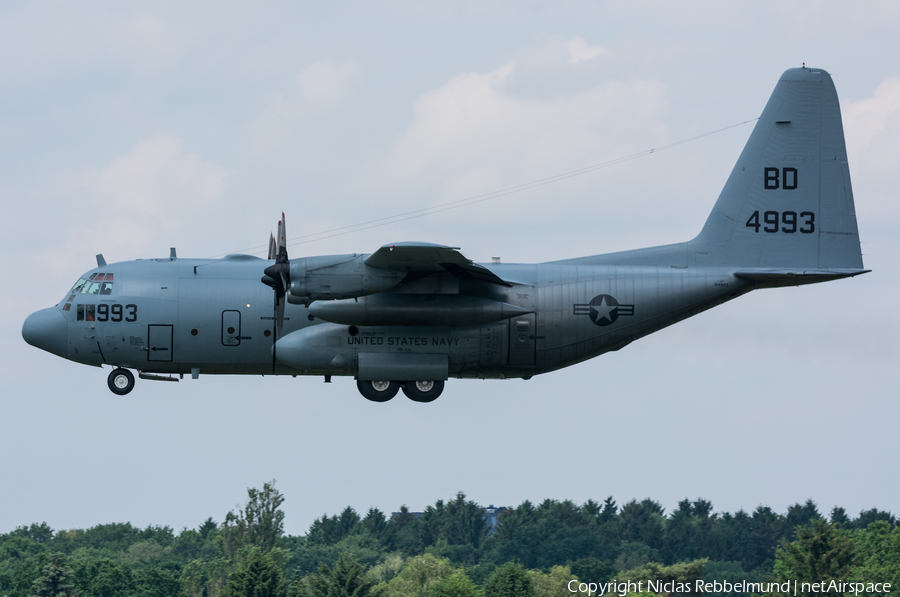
73 273 114 295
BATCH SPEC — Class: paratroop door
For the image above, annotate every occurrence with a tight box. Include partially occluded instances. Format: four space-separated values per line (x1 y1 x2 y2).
221 310 241 346
508 313 535 367
147 325 173 362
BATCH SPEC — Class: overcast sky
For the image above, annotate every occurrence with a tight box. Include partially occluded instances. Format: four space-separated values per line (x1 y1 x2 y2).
2 1 898 536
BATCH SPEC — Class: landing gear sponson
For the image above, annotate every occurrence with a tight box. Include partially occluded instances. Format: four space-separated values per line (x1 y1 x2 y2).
103 369 447 402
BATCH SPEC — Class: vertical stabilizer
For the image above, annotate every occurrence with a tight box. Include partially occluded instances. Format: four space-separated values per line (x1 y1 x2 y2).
692 67 864 271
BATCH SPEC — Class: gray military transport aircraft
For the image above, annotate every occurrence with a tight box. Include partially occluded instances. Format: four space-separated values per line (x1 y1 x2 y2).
23 67 868 402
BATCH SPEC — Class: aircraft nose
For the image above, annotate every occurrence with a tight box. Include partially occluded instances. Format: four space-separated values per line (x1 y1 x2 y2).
22 307 68 357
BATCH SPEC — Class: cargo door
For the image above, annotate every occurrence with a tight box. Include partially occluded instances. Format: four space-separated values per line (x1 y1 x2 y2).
147 324 173 362
508 313 535 367
221 310 241 346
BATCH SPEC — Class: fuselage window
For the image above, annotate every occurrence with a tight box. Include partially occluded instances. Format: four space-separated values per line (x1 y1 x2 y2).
76 304 97 321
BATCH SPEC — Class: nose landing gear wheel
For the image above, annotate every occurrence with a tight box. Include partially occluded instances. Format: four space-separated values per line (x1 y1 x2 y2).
357 380 400 402
402 380 444 403
108 368 135 395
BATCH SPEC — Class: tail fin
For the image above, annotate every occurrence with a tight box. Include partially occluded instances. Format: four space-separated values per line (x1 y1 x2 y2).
692 67 865 273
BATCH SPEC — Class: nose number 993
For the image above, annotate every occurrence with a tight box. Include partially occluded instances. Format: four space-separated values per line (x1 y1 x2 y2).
97 303 138 322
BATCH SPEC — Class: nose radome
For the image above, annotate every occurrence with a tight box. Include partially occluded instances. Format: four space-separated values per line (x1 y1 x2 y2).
22 307 68 357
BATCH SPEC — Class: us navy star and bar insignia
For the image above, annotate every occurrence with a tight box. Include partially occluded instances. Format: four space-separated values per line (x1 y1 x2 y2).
573 294 634 326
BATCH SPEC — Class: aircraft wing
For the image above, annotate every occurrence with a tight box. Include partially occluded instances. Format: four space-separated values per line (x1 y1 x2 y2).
365 242 512 286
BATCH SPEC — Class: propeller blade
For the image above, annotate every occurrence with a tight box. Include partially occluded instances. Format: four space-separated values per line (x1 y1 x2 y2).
276 212 288 263
261 213 292 366
275 295 285 337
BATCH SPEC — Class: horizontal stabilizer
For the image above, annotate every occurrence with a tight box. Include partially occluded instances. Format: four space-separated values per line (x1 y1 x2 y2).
734 268 870 288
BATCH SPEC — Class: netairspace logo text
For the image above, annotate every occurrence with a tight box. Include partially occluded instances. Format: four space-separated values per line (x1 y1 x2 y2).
567 579 892 596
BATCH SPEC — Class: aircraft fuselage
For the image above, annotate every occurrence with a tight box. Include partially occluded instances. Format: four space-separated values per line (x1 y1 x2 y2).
38 252 753 380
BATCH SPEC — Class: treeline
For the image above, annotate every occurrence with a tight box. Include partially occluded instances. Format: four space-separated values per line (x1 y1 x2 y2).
0 482 897 597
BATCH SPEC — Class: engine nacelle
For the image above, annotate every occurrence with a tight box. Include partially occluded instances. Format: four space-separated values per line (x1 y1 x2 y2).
286 254 403 303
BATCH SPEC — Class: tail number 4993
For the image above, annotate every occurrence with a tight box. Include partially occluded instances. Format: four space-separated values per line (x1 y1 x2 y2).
746 210 815 234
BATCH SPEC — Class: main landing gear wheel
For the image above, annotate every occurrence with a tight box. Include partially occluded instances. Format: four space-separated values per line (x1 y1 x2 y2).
357 380 400 402
402 380 444 403
107 368 135 395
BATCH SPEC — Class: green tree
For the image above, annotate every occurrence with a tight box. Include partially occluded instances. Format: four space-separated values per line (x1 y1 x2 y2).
617 559 706 591
785 500 821 536
829 507 850 528
848 522 900 595
301 553 379 597
14 523 54 545
662 499 716 565
771 519 858 596
619 500 665 551
528 565 578 597
389 506 423 554
208 557 233 597
74 558 135 597
133 566 180 597
362 509 393 549
224 481 286 556
30 553 76 597
226 547 286 597
745 506 786 571
851 509 897 530
614 542 660 572
484 563 534 597
200 518 218 541
180 559 208 597
483 499 610 569
382 554 453 597
308 508 363 546
420 493 486 553
427 571 475 597
367 554 405 585
568 558 614 585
